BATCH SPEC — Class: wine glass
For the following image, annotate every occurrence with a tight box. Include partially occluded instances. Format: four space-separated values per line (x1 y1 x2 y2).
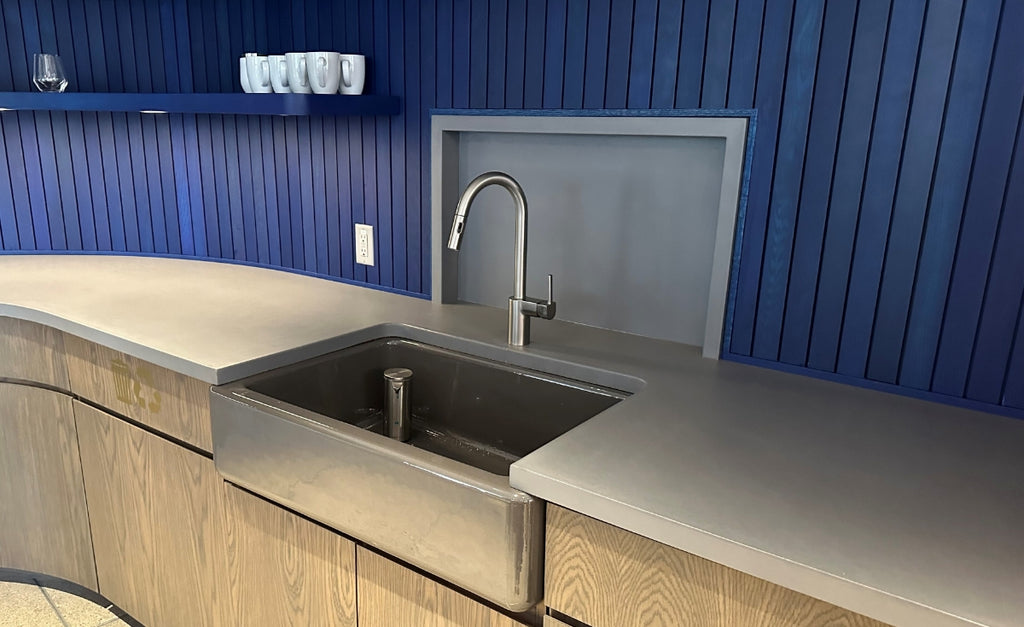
33 54 68 92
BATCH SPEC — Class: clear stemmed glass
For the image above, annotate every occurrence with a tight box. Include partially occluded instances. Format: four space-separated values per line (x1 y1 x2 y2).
32 54 68 92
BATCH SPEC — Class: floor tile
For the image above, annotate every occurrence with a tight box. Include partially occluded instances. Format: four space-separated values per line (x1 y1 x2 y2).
0 581 64 627
42 587 119 627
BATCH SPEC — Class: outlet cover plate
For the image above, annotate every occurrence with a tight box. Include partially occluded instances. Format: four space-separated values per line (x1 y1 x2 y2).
355 223 374 266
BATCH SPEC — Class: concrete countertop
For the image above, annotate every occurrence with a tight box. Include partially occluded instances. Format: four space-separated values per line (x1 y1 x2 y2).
1 255 1021 627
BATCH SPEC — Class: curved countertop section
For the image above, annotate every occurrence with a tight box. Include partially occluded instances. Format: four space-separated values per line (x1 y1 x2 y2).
2 255 1022 627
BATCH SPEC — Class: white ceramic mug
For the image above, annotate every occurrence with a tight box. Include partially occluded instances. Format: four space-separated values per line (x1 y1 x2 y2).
245 55 272 93
339 54 366 95
268 54 290 93
306 51 341 94
239 57 253 93
285 52 311 94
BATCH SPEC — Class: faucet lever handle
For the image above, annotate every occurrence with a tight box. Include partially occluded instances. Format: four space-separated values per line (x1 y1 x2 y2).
546 274 554 304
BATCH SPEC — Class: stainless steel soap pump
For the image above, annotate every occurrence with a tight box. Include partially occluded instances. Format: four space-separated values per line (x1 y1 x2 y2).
383 367 412 441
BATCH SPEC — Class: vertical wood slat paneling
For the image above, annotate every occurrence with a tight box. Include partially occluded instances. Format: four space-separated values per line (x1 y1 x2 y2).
837 0 927 378
728 0 796 356
967 111 1024 404
866 0 964 384
389 0 407 291
1004 311 1024 409
931 0 1024 399
1 0 1022 418
649 0 682 110
701 0 736 109
898 0 1002 391
778 0 858 366
751 0 825 361
806 0 891 372
405 0 423 293
604 0 634 110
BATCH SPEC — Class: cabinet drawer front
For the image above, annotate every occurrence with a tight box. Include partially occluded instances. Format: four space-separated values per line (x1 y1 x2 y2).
74 400 223 627
356 547 529 627
64 334 212 452
221 484 357 627
545 505 888 627
0 317 69 388
0 383 95 590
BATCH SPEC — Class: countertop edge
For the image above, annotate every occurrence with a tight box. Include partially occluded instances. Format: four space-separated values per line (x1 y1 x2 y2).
509 465 985 627
0 303 222 383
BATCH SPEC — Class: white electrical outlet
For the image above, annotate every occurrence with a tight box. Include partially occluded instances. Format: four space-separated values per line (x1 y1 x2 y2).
355 223 374 266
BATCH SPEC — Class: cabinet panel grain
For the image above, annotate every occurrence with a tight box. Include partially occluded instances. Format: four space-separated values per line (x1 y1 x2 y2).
64 334 212 451
74 400 223 627
220 484 357 627
0 383 95 589
0 317 69 388
357 547 528 627
543 616 573 627
545 505 888 627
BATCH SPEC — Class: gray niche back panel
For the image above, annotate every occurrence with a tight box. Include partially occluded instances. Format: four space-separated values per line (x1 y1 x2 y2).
432 114 749 357
457 132 726 347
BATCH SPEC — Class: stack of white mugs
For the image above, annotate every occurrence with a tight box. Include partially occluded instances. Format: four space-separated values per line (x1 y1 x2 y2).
240 52 366 95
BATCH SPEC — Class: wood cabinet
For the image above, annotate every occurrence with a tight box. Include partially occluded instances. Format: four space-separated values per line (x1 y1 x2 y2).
357 546 530 627
542 616 573 627
545 504 887 627
0 317 69 388
64 334 213 452
0 383 96 590
220 483 357 627
74 400 224 627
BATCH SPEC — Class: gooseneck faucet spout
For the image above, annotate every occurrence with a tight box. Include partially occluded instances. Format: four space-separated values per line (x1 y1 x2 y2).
447 172 556 346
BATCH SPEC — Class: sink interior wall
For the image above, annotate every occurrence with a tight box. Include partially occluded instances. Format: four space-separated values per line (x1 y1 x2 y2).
248 338 625 460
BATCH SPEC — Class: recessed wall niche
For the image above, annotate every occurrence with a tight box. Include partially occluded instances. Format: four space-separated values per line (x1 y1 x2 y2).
431 112 750 358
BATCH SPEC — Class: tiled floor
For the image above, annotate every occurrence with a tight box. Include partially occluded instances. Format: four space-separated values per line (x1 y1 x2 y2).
0 580 129 627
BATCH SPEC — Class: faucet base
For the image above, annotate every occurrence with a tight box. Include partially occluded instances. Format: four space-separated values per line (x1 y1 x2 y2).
508 298 530 346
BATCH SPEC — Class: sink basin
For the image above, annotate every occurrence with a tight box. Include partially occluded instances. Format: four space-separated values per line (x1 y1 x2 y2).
245 337 626 475
210 330 630 611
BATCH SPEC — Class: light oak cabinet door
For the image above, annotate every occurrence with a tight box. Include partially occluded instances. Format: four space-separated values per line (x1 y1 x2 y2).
0 383 96 590
546 505 888 627
0 317 69 388
65 335 213 452
220 483 357 627
75 400 224 627
357 547 529 627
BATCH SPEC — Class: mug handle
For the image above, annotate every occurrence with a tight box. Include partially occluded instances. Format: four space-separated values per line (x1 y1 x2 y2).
316 57 327 88
278 59 289 86
341 59 351 87
298 57 307 86
259 58 270 86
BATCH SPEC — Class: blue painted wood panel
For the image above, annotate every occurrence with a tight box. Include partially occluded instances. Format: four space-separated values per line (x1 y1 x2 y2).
1 0 1022 419
806 0 891 372
778 0 857 366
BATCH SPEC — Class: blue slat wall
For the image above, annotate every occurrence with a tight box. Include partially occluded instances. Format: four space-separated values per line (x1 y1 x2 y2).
1 0 1022 418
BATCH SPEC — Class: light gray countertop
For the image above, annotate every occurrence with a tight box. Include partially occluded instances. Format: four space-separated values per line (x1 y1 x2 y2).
1 255 1021 627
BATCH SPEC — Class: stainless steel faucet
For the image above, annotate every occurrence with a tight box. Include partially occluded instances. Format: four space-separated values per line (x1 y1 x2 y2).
447 171 556 346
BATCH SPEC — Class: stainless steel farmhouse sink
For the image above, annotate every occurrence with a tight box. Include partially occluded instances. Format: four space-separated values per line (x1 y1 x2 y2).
210 328 632 611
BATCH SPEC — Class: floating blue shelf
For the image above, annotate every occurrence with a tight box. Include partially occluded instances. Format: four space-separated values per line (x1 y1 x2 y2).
0 92 400 116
